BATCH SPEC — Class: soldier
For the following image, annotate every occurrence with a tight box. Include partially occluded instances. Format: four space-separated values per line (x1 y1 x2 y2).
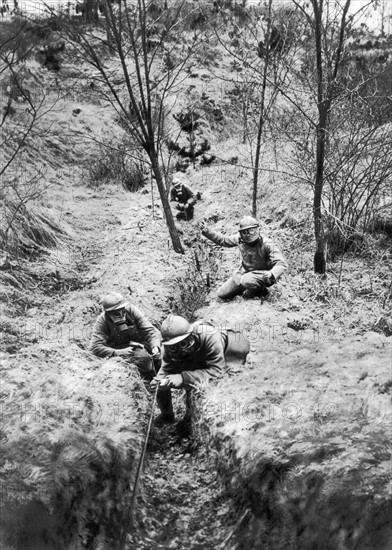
151 314 250 424
201 215 288 300
170 176 197 221
90 292 161 382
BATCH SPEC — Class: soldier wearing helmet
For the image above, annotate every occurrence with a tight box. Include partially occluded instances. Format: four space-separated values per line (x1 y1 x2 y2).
150 314 250 424
201 215 288 300
90 292 161 381
170 176 197 221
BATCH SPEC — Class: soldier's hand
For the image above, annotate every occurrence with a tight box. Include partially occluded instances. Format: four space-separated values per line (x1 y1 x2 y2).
259 271 273 283
114 347 135 358
165 374 183 388
200 220 208 233
150 376 170 390
151 346 161 358
150 377 161 390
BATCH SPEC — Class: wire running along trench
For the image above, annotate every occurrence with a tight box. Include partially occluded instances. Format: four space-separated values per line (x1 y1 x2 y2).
118 384 159 550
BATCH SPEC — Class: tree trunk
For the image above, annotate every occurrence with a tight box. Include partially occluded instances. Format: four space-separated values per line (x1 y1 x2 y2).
84 0 98 23
252 0 271 218
312 0 329 274
150 154 184 254
313 107 327 274
252 112 264 218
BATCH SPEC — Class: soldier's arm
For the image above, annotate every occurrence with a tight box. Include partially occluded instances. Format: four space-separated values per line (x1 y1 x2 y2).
181 333 225 386
169 187 177 202
183 184 196 206
90 315 116 358
155 352 175 379
131 305 161 350
202 226 239 247
264 239 288 280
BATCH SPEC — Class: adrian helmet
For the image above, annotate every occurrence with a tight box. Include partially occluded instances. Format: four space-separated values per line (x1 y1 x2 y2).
102 292 127 312
161 314 193 345
239 216 259 231
172 176 182 188
239 216 260 244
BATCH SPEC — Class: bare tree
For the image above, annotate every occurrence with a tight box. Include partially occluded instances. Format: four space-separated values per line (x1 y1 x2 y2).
284 0 385 272
223 0 385 272
57 0 207 254
211 0 304 217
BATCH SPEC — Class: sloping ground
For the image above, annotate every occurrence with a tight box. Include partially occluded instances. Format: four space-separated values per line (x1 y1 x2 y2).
0 172 229 548
0 341 149 550
198 298 391 549
187 162 392 549
1 23 391 550
1 129 390 549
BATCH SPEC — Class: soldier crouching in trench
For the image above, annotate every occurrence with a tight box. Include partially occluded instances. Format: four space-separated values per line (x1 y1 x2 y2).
201 215 288 300
90 292 161 382
150 314 250 428
170 176 197 221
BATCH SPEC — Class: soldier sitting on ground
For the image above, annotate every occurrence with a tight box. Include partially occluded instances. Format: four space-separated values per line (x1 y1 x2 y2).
150 314 250 425
90 291 161 382
170 176 197 221
201 215 288 300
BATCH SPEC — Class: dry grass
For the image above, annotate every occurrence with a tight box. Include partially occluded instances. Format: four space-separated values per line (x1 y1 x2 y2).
0 197 72 258
86 143 147 192
0 342 149 549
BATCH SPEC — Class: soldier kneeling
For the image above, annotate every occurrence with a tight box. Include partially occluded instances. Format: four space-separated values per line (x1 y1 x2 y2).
151 314 250 426
90 292 161 382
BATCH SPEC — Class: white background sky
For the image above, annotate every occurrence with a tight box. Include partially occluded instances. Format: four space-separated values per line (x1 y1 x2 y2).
5 1 392 33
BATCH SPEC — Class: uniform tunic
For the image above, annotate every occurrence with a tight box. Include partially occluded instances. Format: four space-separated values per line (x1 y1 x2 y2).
90 304 161 358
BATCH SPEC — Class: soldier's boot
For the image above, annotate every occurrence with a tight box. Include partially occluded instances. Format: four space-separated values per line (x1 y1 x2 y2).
175 390 193 437
155 389 175 425
242 286 269 299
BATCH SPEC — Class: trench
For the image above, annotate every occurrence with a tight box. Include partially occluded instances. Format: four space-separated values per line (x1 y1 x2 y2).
125 239 243 550
127 401 239 550
123 236 392 550
3 194 390 550
0 188 246 550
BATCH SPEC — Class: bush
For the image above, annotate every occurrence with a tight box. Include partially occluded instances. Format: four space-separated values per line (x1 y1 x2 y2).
87 143 147 192
166 240 222 320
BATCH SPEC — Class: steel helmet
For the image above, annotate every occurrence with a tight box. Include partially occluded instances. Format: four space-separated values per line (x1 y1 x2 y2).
161 314 193 345
239 216 259 231
102 292 128 312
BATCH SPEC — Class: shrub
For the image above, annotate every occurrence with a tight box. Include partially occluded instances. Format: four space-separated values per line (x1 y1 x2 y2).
87 143 147 192
166 240 222 320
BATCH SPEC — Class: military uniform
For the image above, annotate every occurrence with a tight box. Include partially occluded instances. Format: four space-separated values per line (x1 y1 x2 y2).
156 321 249 417
170 183 197 220
202 227 288 299
90 304 161 378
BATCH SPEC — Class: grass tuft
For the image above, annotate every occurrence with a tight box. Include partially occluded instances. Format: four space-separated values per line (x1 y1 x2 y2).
86 143 147 192
0 197 71 258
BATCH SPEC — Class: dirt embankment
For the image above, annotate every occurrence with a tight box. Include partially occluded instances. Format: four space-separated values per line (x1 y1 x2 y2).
198 300 391 549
